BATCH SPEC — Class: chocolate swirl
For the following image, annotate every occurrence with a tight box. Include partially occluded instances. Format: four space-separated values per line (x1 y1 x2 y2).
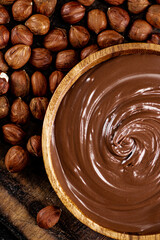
52 54 160 234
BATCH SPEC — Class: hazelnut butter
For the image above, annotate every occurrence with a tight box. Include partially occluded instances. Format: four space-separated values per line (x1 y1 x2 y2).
51 54 160 234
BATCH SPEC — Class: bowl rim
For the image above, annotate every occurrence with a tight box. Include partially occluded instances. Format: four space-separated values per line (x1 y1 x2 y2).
42 42 160 240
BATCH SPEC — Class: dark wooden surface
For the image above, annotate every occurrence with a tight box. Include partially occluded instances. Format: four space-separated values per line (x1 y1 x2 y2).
0 0 159 239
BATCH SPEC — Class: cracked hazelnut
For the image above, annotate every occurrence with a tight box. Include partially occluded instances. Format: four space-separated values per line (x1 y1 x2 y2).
129 19 152 41
25 14 50 35
2 123 26 145
147 34 160 44
11 25 33 46
0 0 15 5
30 97 49 120
10 98 30 125
49 71 64 93
77 0 95 6
104 0 125 5
61 1 85 24
27 135 42 157
80 44 99 60
0 96 9 119
5 146 29 173
5 44 31 69
88 9 107 34
128 0 150 14
31 71 47 96
37 206 61 229
11 70 30 97
0 25 9 49
56 49 78 72
97 30 124 48
146 5 160 29
0 5 10 24
12 0 33 21
69 26 90 48
0 52 8 72
44 28 68 52
0 72 9 95
107 7 130 33
34 0 57 17
30 48 52 70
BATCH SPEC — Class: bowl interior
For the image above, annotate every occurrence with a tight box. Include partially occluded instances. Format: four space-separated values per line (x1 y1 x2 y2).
42 43 160 240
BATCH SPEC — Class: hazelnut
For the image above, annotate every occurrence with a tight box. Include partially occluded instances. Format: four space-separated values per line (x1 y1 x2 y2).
27 135 42 157
80 44 99 60
56 49 78 72
34 0 57 17
30 97 49 120
77 0 95 6
37 206 61 229
147 34 160 44
0 72 9 95
88 9 107 34
97 30 124 48
5 146 29 173
12 0 33 21
61 1 85 24
10 70 30 97
2 123 26 145
11 25 33 46
0 5 10 24
30 48 52 70
104 0 125 5
0 52 8 72
128 0 150 14
31 71 47 96
25 14 50 35
129 19 152 41
69 26 90 48
0 25 9 49
10 98 30 125
0 96 9 119
44 28 68 52
5 44 31 69
49 71 64 93
0 0 15 5
146 5 160 29
107 7 130 33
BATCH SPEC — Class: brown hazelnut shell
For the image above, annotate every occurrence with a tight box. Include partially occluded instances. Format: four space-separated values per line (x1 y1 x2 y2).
31 71 47 96
11 25 33 46
10 70 30 97
61 1 85 24
69 25 90 48
10 98 30 125
44 28 68 52
12 0 32 21
27 135 42 157
49 71 64 93
5 146 29 173
0 5 10 24
2 123 26 145
37 206 61 229
0 96 9 119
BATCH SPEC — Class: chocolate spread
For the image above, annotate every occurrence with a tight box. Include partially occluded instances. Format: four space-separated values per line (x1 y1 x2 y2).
51 54 160 234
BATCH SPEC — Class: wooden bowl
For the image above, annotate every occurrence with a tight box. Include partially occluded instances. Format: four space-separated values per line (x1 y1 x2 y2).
42 43 160 240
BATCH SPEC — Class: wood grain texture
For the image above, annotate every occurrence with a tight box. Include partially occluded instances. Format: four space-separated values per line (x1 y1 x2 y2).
43 43 160 240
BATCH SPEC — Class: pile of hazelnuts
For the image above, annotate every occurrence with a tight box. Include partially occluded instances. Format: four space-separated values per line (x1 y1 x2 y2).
0 0 160 230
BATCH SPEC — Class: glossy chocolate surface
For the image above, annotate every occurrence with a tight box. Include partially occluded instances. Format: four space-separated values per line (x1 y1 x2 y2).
51 54 160 234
